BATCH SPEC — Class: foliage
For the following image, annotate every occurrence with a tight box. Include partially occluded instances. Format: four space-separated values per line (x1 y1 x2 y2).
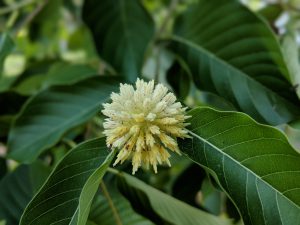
179 107 300 225
0 0 300 225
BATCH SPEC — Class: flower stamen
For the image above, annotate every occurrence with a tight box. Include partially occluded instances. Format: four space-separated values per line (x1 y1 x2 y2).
102 79 190 174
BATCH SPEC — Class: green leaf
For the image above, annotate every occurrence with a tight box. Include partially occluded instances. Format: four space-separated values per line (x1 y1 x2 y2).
0 33 14 76
282 35 300 99
88 181 153 225
8 76 121 162
171 0 300 125
179 107 300 225
82 0 155 82
20 137 115 225
42 63 97 88
117 172 231 225
200 178 223 215
14 63 97 96
0 163 50 225
13 75 46 96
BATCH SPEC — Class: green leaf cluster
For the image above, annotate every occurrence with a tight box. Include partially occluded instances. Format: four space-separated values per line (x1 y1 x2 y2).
0 0 299 225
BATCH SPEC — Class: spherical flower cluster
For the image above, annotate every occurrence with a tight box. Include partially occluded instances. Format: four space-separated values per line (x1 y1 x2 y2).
102 79 190 174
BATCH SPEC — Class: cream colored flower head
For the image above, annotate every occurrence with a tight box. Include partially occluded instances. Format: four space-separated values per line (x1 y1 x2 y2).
102 78 190 174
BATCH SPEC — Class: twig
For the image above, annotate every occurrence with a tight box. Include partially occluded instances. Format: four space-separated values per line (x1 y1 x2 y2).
0 0 36 15
154 47 161 82
286 3 300 12
84 122 92 139
5 10 19 30
154 0 179 40
62 138 77 149
107 167 120 175
152 0 179 82
100 181 123 225
14 0 49 36
275 0 300 12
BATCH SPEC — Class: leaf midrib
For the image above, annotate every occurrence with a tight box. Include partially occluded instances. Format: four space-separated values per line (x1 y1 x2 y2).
188 130 300 211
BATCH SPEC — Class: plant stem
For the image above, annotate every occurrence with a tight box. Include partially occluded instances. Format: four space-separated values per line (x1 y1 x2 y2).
155 0 179 40
107 167 120 175
62 138 77 149
100 181 123 225
14 0 49 36
153 0 179 82
5 10 19 30
154 47 161 82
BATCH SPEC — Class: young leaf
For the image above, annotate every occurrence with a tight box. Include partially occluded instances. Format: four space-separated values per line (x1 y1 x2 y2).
179 107 300 225
8 76 121 163
117 172 231 225
171 0 300 125
20 137 115 225
82 0 155 82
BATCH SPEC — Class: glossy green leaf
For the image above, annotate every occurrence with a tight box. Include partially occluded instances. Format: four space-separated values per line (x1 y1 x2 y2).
88 181 153 225
8 76 121 162
0 33 14 76
117 172 231 225
179 107 300 225
171 0 300 125
0 163 49 225
82 0 155 82
20 137 115 225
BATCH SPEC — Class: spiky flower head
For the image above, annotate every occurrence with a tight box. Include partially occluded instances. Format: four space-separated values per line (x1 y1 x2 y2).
102 79 190 174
